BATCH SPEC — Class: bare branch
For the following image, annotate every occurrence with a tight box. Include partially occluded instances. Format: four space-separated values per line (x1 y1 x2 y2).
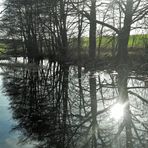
128 91 148 104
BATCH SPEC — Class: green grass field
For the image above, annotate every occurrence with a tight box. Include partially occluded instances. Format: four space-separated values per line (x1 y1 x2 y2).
0 43 6 53
81 34 148 49
0 34 147 59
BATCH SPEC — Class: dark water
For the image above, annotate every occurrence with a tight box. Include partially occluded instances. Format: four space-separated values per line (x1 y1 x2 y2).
0 59 148 148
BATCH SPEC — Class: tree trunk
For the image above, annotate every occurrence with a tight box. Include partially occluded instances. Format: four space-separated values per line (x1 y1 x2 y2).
60 0 68 61
117 0 133 65
89 0 96 61
89 71 97 148
117 1 134 145
117 66 133 148
62 64 69 147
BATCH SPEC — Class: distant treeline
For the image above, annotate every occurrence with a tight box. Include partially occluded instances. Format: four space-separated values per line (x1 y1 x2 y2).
0 0 148 64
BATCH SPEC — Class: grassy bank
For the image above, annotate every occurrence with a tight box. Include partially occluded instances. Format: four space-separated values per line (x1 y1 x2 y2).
0 34 148 65
0 43 6 53
81 34 148 49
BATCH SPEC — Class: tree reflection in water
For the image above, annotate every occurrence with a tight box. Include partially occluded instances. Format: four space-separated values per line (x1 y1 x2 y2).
2 61 148 148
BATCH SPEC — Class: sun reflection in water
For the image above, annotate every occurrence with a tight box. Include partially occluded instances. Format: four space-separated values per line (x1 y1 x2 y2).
110 103 125 121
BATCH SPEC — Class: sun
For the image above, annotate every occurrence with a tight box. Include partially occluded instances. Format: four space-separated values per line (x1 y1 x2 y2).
110 103 125 121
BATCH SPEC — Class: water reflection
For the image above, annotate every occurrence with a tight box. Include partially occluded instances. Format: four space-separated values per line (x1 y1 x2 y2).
1 61 148 148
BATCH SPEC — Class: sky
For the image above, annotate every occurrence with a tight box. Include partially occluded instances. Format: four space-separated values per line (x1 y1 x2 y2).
0 0 4 17
0 0 147 36
0 0 4 9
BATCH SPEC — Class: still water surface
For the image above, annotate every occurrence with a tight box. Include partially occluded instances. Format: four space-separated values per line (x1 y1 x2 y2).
0 59 148 148
0 68 36 148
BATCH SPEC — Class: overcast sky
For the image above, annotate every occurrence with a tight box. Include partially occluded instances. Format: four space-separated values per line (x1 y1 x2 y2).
0 0 4 17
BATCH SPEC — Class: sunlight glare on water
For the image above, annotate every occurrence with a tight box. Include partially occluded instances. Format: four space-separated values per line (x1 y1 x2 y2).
110 103 124 121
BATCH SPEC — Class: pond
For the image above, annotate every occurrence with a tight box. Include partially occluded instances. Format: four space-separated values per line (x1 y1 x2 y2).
0 59 148 148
